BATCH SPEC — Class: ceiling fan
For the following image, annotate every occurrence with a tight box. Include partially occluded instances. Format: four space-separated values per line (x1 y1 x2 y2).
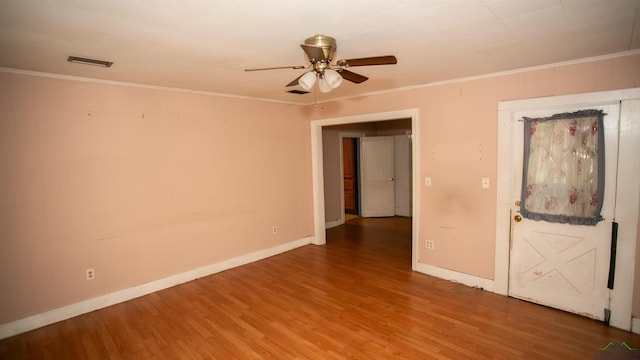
245 34 397 93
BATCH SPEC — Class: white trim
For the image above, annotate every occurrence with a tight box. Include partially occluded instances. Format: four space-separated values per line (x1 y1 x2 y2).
411 119 420 271
0 236 312 340
310 123 327 245
325 218 344 229
495 88 640 331
415 263 495 291
497 89 635 111
494 103 514 296
310 109 420 271
611 95 640 330
632 317 640 335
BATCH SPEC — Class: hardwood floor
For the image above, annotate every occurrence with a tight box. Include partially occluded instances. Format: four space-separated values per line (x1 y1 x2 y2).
1 216 638 359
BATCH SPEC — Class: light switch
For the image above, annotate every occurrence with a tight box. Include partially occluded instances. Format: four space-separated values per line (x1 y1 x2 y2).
425 176 432 187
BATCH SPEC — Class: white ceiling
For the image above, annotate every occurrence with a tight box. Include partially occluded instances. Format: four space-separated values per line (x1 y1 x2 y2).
1 0 639 104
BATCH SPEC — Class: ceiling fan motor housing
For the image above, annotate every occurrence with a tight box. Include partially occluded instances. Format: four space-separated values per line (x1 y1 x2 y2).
304 34 337 68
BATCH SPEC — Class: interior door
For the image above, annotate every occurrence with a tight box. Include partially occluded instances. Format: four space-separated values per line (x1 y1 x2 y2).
360 136 395 217
342 137 358 215
508 102 620 320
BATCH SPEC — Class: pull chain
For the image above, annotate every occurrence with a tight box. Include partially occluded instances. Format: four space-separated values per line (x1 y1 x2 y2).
312 79 324 112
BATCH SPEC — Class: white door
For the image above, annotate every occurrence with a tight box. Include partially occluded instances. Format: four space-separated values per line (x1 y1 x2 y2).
508 103 620 320
394 135 412 217
360 136 395 217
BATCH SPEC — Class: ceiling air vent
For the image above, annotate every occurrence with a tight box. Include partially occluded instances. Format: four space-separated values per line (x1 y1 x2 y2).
67 56 113 67
287 89 309 95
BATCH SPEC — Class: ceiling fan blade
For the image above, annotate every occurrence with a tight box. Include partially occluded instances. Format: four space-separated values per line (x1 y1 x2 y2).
338 69 369 84
286 73 306 87
337 55 397 67
245 65 306 71
300 44 326 62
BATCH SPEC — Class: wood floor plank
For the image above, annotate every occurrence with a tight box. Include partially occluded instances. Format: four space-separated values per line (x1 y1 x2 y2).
1 216 639 359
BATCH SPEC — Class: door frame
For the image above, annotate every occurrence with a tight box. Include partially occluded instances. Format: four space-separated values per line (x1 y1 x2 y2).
495 88 640 330
311 109 420 270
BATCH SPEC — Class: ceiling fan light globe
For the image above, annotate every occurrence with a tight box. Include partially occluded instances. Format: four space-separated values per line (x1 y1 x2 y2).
319 78 333 93
299 71 317 91
324 69 343 89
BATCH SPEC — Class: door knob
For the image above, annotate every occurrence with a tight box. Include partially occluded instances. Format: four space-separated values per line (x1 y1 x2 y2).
514 214 522 222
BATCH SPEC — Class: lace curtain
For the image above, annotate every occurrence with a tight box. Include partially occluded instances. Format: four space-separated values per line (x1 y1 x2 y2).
520 110 605 225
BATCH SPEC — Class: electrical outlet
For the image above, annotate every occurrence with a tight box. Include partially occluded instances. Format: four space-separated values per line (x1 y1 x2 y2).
425 176 432 187
272 226 278 234
86 268 95 280
425 240 435 250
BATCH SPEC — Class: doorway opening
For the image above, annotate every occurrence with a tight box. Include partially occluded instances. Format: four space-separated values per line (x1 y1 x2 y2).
310 109 419 270
324 121 411 223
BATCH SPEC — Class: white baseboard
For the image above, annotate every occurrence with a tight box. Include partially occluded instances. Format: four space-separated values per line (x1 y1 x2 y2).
632 317 640 334
415 262 495 292
0 236 312 340
325 218 344 229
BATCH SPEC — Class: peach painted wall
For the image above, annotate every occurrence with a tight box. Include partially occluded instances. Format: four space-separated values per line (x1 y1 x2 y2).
1 52 639 329
314 53 640 281
0 72 314 325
